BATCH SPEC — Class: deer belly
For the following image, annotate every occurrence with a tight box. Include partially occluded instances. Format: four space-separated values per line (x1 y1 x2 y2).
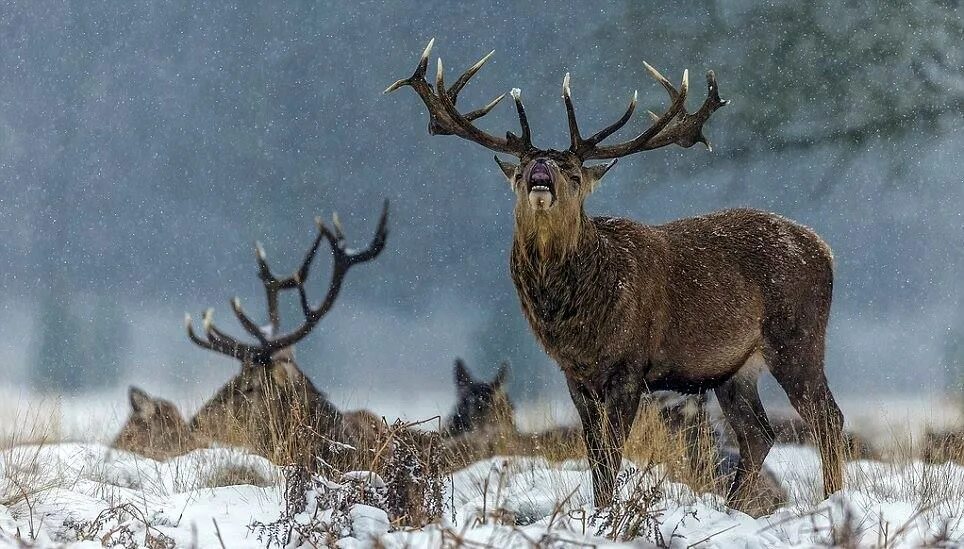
646 325 762 393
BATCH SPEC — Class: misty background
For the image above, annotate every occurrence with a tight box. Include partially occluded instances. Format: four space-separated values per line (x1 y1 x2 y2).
0 1 961 426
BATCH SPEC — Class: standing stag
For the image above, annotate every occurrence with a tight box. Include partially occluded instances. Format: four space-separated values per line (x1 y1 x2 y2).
387 41 844 512
185 203 389 470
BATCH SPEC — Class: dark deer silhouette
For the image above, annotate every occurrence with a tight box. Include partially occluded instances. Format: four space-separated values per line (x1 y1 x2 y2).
185 204 389 470
440 358 581 467
442 358 514 437
388 41 844 512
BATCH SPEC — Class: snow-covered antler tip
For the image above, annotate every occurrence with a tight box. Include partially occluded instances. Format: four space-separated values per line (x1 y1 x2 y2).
421 37 435 62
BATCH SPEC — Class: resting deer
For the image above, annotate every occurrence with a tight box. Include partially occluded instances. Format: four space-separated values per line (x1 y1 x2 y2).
185 204 389 471
387 41 844 512
441 358 580 467
112 386 197 460
443 358 514 437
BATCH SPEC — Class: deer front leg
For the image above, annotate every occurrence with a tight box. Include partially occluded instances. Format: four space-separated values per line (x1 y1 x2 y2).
566 372 643 508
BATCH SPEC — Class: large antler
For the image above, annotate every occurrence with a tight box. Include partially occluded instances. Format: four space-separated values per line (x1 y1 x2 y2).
185 201 389 365
565 63 729 160
384 39 535 157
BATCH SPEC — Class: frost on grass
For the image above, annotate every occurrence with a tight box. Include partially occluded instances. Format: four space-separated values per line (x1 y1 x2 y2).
62 503 175 549
247 465 388 547
248 421 445 547
2 442 964 547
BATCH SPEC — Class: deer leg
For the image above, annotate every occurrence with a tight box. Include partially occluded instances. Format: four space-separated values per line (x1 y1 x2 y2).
567 374 642 508
767 350 844 498
567 377 611 506
713 370 774 514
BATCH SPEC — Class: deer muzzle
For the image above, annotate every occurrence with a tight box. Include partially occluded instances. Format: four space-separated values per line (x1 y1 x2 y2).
526 161 555 210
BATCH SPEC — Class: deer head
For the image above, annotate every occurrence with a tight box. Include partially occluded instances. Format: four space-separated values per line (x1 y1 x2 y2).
443 358 513 436
386 40 727 257
112 386 196 460
185 204 388 466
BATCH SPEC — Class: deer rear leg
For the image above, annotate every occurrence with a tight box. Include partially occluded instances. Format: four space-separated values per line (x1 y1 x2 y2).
767 350 845 499
566 375 642 508
714 369 774 514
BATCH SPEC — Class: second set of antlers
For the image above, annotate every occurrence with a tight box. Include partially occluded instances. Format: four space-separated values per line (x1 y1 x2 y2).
186 202 389 366
384 39 728 160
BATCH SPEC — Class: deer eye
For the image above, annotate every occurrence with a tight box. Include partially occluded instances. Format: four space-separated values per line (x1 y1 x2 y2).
571 174 582 186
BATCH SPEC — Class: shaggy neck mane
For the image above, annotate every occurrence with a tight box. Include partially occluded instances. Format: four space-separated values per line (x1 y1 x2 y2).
513 206 596 266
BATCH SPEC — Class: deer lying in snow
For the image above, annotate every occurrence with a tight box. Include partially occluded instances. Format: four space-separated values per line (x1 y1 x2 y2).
441 358 580 467
389 41 845 512
442 358 515 438
185 204 389 471
112 386 197 460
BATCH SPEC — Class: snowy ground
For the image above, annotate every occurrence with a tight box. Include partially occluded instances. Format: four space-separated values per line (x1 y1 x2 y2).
1 442 962 548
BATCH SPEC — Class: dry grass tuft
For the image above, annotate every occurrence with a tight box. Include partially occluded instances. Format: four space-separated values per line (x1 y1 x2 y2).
61 502 176 548
1 399 62 511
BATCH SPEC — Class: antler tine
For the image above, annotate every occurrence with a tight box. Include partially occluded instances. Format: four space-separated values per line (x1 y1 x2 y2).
186 204 388 366
507 88 532 149
580 67 697 160
464 93 506 121
687 70 729 151
253 241 283 333
254 242 276 284
448 49 495 101
289 226 327 291
251 220 327 334
383 38 435 94
185 309 266 363
230 297 270 344
185 313 221 353
562 73 581 151
582 90 638 148
578 63 728 159
202 309 246 349
564 71 639 156
643 61 680 100
385 40 531 157
435 58 446 99
261 201 390 352
344 199 389 266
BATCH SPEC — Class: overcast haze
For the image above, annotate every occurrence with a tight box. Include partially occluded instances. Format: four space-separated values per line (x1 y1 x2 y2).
0 1 961 419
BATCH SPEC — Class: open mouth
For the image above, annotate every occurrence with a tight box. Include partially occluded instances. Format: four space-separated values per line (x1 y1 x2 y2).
526 162 555 209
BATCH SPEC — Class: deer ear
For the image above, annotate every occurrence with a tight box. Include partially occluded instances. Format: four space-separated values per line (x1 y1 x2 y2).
494 156 519 184
454 358 473 389
585 159 618 190
492 362 509 390
129 386 157 418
